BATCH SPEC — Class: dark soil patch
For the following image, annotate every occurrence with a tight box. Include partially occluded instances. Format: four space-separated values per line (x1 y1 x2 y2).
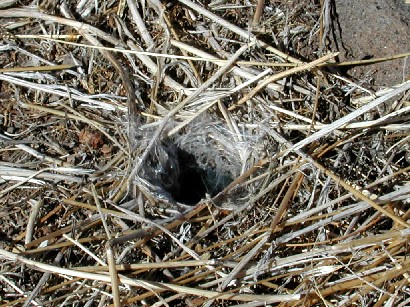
332 0 410 87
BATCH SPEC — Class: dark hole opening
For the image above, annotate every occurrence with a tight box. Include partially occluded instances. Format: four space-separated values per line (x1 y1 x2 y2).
163 147 233 205
167 149 206 205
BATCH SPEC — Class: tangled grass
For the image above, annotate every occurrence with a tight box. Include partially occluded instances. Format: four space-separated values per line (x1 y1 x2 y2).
0 0 409 306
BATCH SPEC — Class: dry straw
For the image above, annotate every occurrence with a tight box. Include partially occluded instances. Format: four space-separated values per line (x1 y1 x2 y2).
0 0 409 306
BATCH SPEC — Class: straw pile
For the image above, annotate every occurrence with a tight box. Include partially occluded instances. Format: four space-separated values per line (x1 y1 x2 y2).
0 0 409 306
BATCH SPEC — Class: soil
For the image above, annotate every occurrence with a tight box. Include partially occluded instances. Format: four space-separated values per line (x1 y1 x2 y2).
332 0 410 88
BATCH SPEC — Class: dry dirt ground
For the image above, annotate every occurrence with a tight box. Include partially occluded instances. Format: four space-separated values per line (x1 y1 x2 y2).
333 0 410 87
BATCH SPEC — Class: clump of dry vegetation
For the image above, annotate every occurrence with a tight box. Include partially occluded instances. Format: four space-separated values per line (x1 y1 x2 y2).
0 0 409 306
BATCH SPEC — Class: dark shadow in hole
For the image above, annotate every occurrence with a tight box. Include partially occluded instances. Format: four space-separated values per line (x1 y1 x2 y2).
164 147 233 205
167 149 206 205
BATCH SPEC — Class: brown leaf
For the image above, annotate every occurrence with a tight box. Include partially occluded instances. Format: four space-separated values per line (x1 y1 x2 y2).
78 128 104 149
